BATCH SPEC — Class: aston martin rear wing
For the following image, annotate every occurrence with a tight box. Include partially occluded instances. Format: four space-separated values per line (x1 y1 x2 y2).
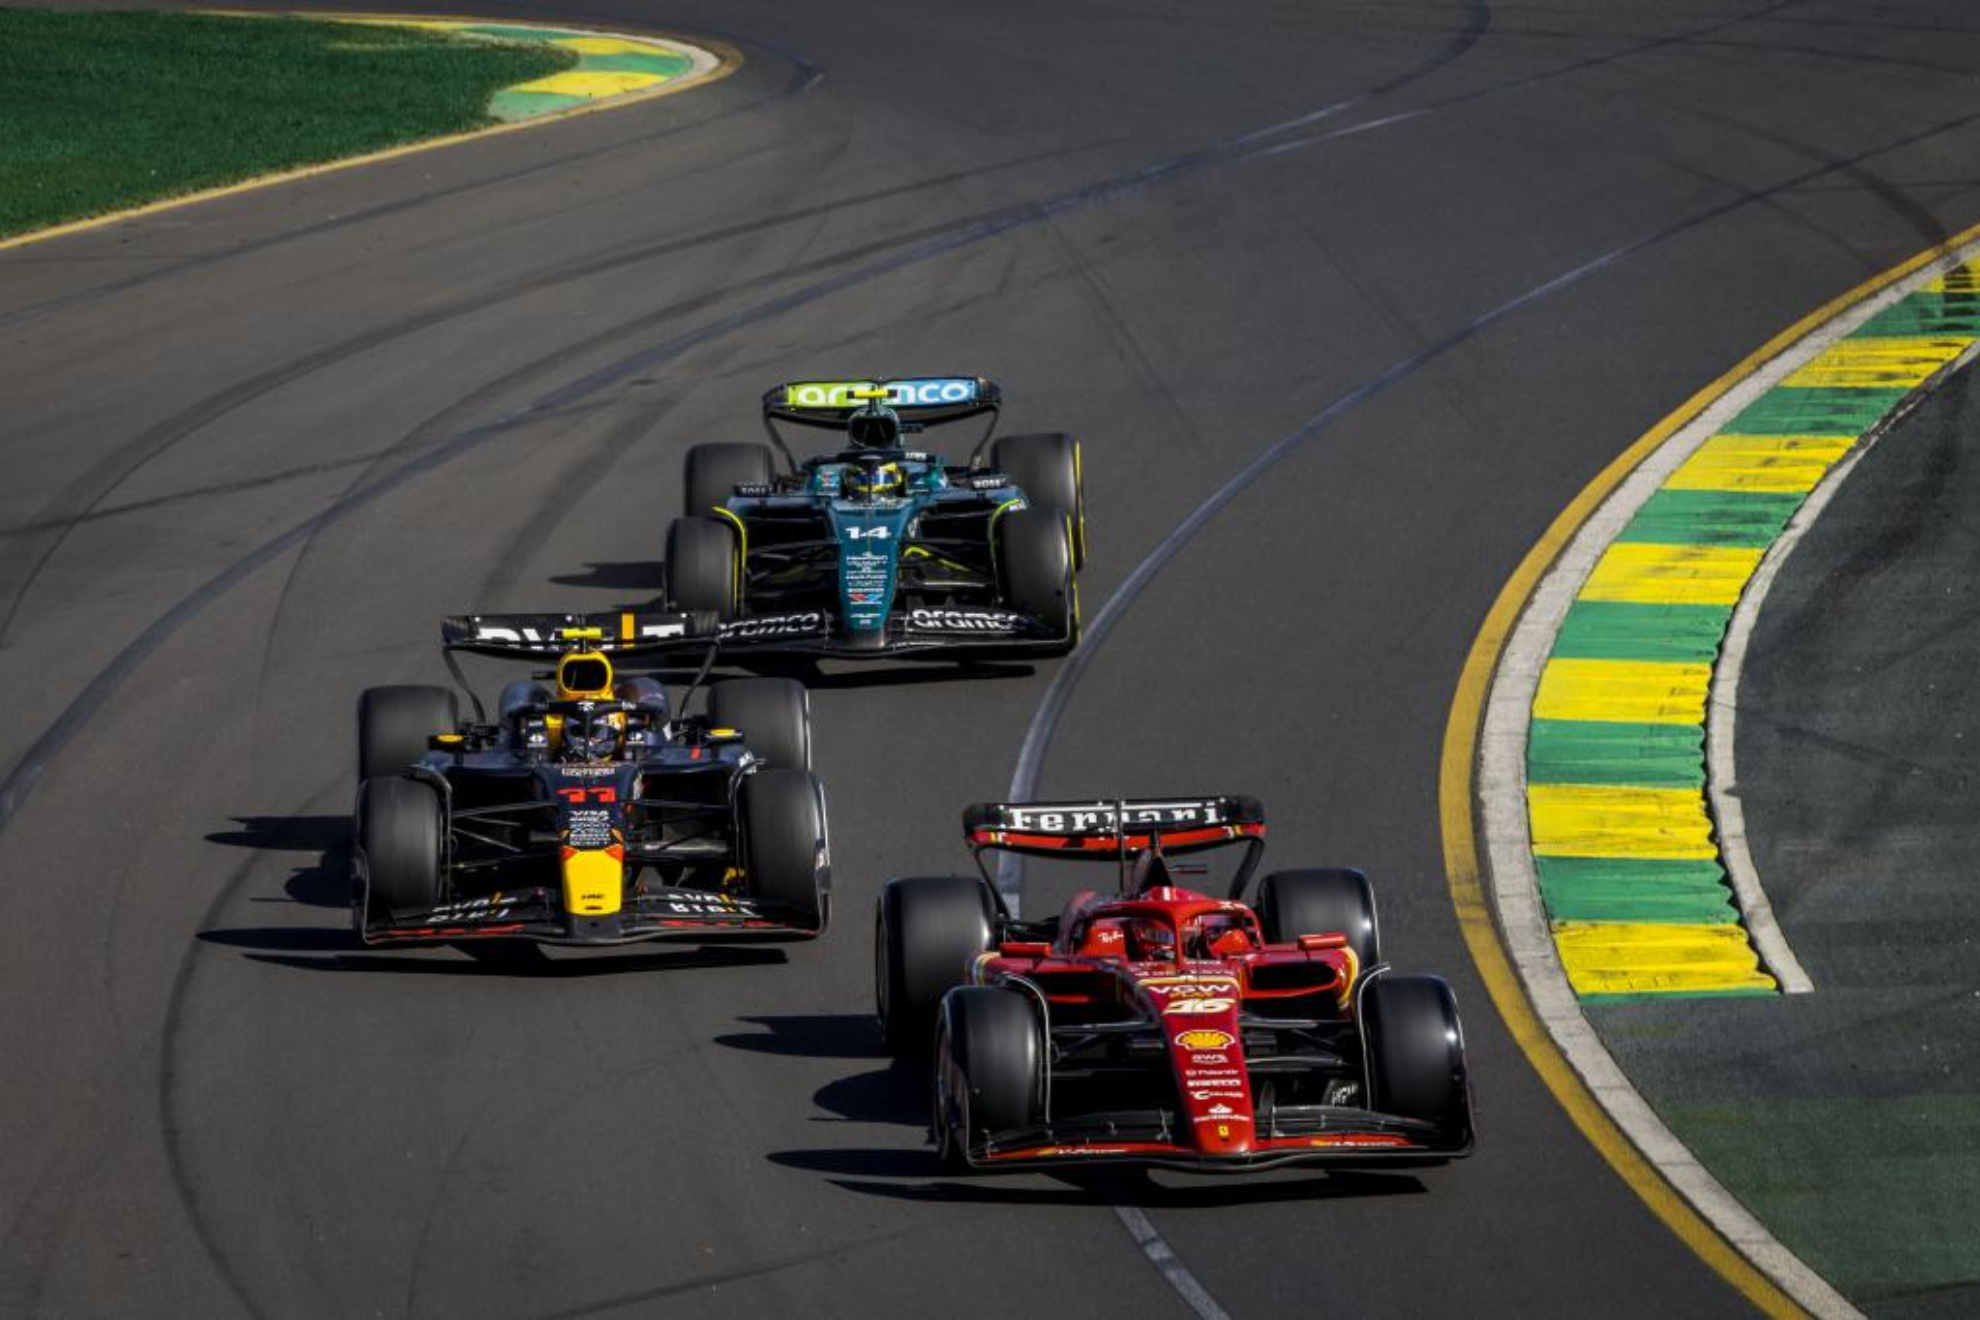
759 375 1003 469
762 375 1001 429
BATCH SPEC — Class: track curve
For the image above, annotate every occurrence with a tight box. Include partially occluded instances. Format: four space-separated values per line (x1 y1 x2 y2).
6 2 1980 1315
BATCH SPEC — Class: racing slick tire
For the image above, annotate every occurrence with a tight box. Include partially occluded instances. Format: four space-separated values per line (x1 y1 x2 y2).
357 685 458 783
710 677 810 772
990 432 1086 569
1254 868 1380 969
738 768 829 934
357 775 443 920
1359 974 1472 1151
995 506 1078 654
935 986 1044 1169
666 515 741 619
876 876 996 1055
684 442 773 518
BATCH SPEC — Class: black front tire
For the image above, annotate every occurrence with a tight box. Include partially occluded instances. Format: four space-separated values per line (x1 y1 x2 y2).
684 442 773 518
666 515 740 619
1254 868 1381 969
738 768 828 933
935 986 1044 1168
996 506 1078 653
357 685 458 783
876 876 995 1055
1360 974 1472 1151
710 677 810 772
991 432 1085 569
357 775 443 919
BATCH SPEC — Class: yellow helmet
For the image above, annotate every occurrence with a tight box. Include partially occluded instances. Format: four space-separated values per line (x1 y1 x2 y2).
844 461 905 499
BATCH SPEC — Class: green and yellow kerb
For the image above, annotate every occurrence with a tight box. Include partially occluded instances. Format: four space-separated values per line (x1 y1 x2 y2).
1526 262 1980 1001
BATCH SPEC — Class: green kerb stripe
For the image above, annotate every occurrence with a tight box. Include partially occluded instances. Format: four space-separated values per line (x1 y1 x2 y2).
489 89 584 119
1853 292 1980 338
1616 488 1803 548
1551 600 1731 664
1721 386 1908 435
579 52 692 75
1579 986 1777 1005
1528 719 1703 787
1535 855 1739 924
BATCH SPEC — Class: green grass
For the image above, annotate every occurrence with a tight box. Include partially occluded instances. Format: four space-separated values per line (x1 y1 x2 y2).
1662 1094 1980 1304
0 10 573 238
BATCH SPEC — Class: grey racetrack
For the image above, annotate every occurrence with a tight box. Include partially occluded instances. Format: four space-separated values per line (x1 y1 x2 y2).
5 2 1980 1315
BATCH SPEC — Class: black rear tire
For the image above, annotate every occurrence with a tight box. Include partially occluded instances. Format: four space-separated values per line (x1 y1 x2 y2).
684 442 773 518
666 515 740 619
738 768 828 933
935 986 1043 1167
876 876 995 1055
710 677 810 772
357 685 458 783
991 432 1085 569
357 776 443 919
1254 868 1380 969
1360 974 1472 1150
996 506 1078 653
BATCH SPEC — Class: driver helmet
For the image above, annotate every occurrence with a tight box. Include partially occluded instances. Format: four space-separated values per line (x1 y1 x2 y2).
846 400 902 449
562 707 624 762
1126 917 1178 963
843 461 905 500
554 650 624 761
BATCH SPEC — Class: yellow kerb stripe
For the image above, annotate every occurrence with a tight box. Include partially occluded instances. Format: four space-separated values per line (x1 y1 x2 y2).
1533 657 1711 725
1664 434 1855 493
1923 262 1979 293
1529 784 1716 860
1578 541 1764 606
1779 336 1972 388
507 70 665 97
1554 921 1778 995
552 36 660 55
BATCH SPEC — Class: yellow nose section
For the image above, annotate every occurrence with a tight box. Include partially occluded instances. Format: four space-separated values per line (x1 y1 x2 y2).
561 848 623 915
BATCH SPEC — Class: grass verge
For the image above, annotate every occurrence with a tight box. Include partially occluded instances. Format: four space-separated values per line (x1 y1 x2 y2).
0 9 573 238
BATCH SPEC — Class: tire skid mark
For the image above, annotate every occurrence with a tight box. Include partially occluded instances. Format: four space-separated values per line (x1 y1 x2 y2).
0 139 1102 644
158 827 309 1320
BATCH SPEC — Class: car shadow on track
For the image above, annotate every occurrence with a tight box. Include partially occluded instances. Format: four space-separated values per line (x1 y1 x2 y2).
206 814 349 907
773 1147 1427 1208
196 927 788 977
718 1014 927 1126
629 655 1039 691
723 1015 1429 1205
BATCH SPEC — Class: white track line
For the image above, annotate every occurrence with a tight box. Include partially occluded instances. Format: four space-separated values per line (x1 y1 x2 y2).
1479 242 1980 1318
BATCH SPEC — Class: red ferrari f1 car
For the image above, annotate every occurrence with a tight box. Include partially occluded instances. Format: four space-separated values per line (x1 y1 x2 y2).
875 797 1474 1171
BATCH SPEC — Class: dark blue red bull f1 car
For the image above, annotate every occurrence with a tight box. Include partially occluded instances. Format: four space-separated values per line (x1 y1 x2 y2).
661 376 1086 658
350 611 829 947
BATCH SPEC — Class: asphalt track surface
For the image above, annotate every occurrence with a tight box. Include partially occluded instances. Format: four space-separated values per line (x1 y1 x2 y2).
5 2 1980 1315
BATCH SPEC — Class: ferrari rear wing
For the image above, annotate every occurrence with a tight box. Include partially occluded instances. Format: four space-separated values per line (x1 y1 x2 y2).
442 611 708 658
965 797 1267 906
964 797 1264 857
